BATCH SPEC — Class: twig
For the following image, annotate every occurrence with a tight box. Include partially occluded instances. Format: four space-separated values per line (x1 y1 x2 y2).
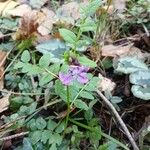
0 89 45 96
0 132 29 141
96 90 139 150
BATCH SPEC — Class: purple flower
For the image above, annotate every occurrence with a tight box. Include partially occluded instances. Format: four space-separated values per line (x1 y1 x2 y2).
59 65 89 85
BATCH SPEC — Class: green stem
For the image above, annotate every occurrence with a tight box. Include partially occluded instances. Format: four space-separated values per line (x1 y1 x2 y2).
65 86 71 128
69 119 130 150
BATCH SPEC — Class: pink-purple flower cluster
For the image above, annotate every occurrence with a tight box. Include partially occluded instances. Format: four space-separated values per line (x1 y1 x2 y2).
59 65 89 85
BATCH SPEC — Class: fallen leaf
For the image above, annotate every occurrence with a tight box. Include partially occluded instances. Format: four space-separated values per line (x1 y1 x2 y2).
56 2 80 24
6 4 31 17
121 46 147 60
113 0 126 13
0 94 10 113
98 74 116 92
102 5 114 15
101 43 133 57
0 0 19 17
12 10 39 40
37 8 55 35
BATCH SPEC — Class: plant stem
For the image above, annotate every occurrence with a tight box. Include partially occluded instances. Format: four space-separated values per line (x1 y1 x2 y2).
69 118 130 150
65 86 71 128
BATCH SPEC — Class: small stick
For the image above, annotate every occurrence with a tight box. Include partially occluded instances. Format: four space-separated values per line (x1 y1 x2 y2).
96 90 139 150
0 132 29 141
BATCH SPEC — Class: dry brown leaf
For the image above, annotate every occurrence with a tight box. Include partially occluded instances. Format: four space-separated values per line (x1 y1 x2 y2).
113 0 126 13
37 8 55 35
6 4 31 17
101 43 133 57
120 46 150 61
12 10 39 40
60 2 80 20
102 5 114 15
98 74 116 92
56 2 80 24
0 94 10 113
0 0 19 17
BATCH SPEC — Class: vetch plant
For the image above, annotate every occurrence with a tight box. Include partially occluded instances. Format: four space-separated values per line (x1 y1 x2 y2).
59 65 89 85
58 63 89 129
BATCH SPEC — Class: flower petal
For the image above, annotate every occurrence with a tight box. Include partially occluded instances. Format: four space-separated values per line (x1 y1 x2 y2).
59 73 73 85
79 65 89 72
77 73 88 84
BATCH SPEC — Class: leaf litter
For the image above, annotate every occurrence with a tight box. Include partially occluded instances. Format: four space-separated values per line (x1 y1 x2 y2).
0 0 150 149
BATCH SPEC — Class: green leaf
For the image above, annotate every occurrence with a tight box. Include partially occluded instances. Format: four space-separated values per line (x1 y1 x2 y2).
89 126 102 143
131 85 150 100
0 18 18 31
22 138 33 150
47 119 57 131
129 70 150 87
0 42 15 51
110 96 122 103
80 0 102 17
102 57 112 69
21 63 42 75
49 133 62 145
59 28 77 44
36 117 47 130
39 54 51 67
76 39 91 52
49 143 57 150
30 130 42 144
80 91 94 100
115 56 148 74
36 39 67 62
39 74 54 86
28 102 37 115
78 56 97 68
41 130 52 144
74 99 89 110
29 0 47 9
85 76 100 91
21 50 31 62
79 17 97 32
27 119 37 131
10 96 23 110
55 80 67 102
55 121 65 133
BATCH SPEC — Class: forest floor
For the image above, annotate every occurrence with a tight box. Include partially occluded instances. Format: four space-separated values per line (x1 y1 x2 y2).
0 0 150 150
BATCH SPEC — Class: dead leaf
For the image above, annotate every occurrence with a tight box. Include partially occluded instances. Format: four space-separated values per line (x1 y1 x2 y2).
98 74 116 92
56 2 80 24
37 8 55 35
0 0 19 17
0 94 10 113
101 43 133 57
102 5 114 14
113 0 126 13
12 10 39 40
7 4 31 17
